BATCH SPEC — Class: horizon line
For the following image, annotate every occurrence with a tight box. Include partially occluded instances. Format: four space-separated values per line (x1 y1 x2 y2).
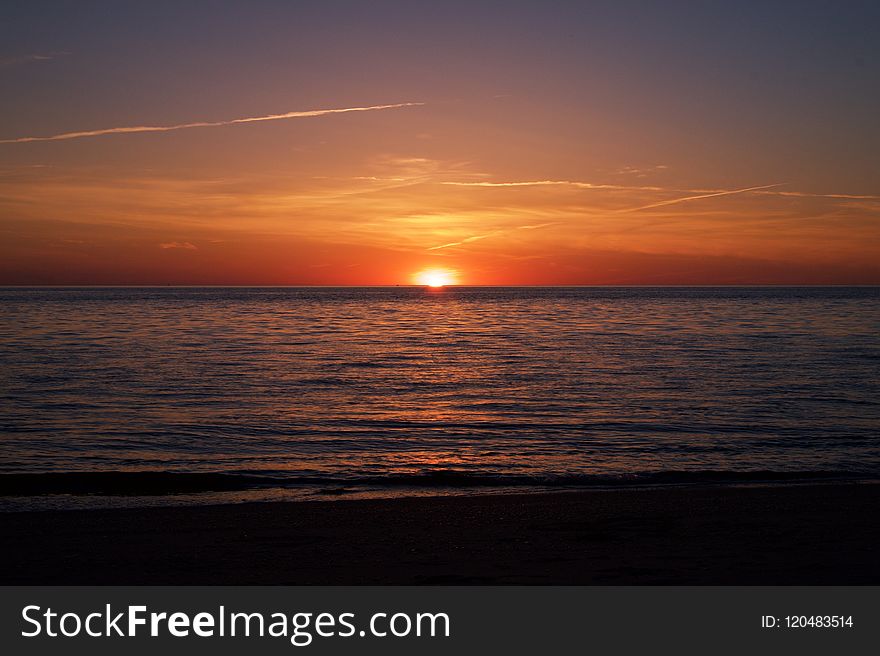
3 284 879 289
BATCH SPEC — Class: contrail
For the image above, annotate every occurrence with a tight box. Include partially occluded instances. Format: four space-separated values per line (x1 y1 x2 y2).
0 102 424 144
758 190 880 200
443 179 807 203
426 222 559 251
619 183 785 212
441 180 648 191
424 183 786 251
427 232 501 251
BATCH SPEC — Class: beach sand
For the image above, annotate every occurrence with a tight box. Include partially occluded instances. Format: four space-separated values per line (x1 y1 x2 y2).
1 483 877 585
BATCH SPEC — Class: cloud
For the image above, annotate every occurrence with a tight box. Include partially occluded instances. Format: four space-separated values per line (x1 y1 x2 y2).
442 178 880 205
619 183 786 212
422 182 795 252
0 51 70 68
614 164 668 177
427 222 559 251
0 102 424 144
427 231 501 251
757 190 880 201
443 180 789 205
159 241 197 250
442 180 649 191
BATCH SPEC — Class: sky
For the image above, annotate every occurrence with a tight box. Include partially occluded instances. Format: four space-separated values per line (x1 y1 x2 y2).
1 0 878 285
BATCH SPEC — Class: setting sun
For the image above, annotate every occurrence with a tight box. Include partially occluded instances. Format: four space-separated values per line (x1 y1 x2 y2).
414 268 458 287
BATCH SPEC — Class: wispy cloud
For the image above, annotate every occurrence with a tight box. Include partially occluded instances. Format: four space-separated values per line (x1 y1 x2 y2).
444 179 786 204
757 190 880 201
423 182 794 251
614 164 668 177
427 231 501 251
619 183 786 212
159 241 197 250
427 222 559 251
442 178 880 205
0 51 70 68
0 102 424 144
442 180 655 191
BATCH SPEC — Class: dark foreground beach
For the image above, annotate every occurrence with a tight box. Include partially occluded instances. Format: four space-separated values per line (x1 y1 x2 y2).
1 483 878 585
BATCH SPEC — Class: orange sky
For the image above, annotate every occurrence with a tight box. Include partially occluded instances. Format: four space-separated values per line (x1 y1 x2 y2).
2 142 877 285
1 2 879 285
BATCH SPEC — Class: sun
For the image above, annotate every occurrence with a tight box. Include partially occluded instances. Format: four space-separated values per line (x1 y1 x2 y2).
413 268 458 287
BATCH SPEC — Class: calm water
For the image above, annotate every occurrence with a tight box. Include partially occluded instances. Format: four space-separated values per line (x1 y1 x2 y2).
1 287 879 509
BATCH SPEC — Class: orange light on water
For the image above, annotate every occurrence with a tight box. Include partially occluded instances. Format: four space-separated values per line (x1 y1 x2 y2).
413 268 458 287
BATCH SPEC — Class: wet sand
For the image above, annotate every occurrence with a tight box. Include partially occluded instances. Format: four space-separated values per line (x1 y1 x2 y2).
1 483 877 584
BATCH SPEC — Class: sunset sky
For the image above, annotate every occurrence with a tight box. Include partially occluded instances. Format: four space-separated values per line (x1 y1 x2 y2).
1 0 878 285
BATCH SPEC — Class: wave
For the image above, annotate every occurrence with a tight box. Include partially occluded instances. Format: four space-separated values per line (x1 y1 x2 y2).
0 469 877 497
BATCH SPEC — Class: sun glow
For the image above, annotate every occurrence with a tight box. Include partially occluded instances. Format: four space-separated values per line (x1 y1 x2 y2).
413 268 458 287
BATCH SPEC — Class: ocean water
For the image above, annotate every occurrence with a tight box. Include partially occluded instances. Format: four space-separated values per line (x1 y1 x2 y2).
1 286 879 509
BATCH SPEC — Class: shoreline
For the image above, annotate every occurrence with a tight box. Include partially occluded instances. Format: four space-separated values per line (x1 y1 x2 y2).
1 469 876 512
1 482 878 585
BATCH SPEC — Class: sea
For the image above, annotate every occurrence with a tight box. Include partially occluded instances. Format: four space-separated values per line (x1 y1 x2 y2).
1 286 879 510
